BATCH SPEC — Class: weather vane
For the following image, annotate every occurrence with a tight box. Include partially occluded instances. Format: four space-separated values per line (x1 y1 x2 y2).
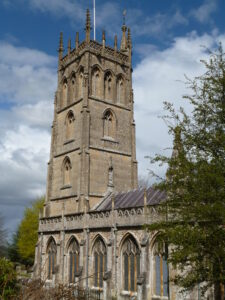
123 9 127 25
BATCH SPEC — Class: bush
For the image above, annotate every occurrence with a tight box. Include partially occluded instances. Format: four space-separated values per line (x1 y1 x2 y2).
0 257 17 299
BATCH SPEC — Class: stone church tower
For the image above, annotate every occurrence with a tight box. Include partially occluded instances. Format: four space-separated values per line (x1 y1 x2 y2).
34 9 206 300
44 9 137 219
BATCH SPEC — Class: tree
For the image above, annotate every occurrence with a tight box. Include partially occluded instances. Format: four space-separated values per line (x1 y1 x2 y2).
16 197 44 266
0 257 17 299
8 230 24 265
149 45 225 299
0 214 7 258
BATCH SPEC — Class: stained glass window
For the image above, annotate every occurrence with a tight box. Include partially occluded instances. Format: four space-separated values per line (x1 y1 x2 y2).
68 238 80 283
154 243 169 297
93 238 107 288
122 236 140 292
47 238 57 280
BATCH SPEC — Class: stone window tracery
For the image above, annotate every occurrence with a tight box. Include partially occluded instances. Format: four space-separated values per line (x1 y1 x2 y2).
63 157 72 186
62 78 68 107
154 242 168 298
104 72 113 100
66 111 75 141
70 74 76 102
47 238 57 280
68 238 80 283
117 76 125 104
103 110 115 139
78 68 84 99
92 67 101 98
93 238 107 288
122 236 140 292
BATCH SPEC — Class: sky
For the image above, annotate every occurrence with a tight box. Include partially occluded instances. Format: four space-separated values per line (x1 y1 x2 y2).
0 0 225 239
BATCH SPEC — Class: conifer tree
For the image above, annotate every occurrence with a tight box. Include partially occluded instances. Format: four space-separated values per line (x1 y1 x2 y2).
150 45 225 299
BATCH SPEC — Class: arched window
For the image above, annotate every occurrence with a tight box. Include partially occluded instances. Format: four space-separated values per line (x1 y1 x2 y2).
104 72 113 100
117 76 125 103
92 67 101 98
70 73 76 102
154 242 168 297
63 157 72 186
47 238 57 280
122 236 140 292
62 78 68 107
93 237 107 288
78 68 84 99
68 238 80 283
66 111 75 141
103 110 115 139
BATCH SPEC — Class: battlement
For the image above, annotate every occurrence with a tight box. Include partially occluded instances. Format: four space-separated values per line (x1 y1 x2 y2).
58 9 132 68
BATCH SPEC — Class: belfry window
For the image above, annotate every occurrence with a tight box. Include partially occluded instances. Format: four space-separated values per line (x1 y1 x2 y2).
78 68 84 99
103 110 115 139
122 236 140 292
62 78 68 107
70 74 76 102
93 238 107 288
47 238 57 280
68 238 80 283
117 76 124 103
154 243 168 297
104 72 113 100
92 67 101 98
66 111 75 141
63 157 72 186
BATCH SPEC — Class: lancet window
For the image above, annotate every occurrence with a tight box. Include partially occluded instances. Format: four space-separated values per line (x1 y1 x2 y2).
62 78 68 107
93 238 107 288
154 242 168 297
104 72 113 100
103 110 115 139
78 68 84 99
92 67 101 98
70 73 76 102
47 238 57 280
68 238 80 283
122 236 140 292
63 157 72 186
66 111 75 141
117 76 125 103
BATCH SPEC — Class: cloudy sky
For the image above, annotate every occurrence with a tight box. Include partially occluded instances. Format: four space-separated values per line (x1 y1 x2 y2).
0 0 224 238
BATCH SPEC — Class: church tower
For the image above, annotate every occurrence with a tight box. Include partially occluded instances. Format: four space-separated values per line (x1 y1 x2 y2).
44 10 138 218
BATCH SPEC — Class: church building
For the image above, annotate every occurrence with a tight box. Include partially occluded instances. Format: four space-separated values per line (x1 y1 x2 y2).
34 9 201 300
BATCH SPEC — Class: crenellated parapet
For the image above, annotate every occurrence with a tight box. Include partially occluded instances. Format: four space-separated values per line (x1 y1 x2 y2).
39 205 160 232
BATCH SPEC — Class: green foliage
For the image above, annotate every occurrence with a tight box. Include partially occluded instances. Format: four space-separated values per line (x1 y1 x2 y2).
0 257 17 299
149 45 225 296
8 230 25 265
17 197 44 265
0 215 7 258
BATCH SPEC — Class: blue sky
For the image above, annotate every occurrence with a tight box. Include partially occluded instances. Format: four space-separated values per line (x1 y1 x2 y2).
0 0 224 239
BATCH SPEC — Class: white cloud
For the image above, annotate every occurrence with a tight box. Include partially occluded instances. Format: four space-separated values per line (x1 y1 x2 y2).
127 8 188 38
0 42 56 104
190 0 217 24
1 30 225 236
0 41 56 235
27 0 85 22
134 31 225 181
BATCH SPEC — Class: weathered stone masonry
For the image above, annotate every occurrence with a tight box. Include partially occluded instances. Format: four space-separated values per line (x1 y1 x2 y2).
34 9 202 300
